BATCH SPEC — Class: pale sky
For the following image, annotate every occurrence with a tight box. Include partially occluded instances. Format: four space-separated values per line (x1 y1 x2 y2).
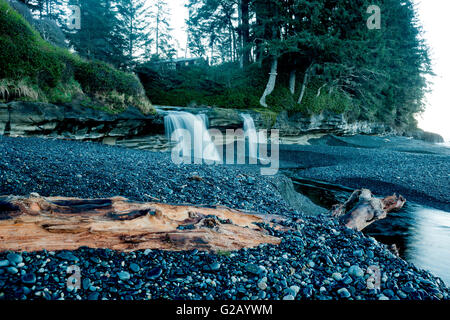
414 0 450 141
168 0 189 56
169 1 449 141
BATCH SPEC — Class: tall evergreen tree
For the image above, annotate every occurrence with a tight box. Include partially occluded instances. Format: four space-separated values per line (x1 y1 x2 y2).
150 0 176 59
117 0 151 66
63 0 127 68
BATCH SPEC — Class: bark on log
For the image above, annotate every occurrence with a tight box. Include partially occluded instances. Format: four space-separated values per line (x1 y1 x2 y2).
331 189 406 231
0 194 281 253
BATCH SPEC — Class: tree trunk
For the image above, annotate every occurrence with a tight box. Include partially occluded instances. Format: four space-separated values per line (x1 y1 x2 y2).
297 64 313 105
156 8 160 56
238 0 243 68
241 0 250 67
332 189 406 231
289 70 296 95
259 57 278 108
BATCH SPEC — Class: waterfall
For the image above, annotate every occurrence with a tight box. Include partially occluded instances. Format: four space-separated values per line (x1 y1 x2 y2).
164 111 220 162
241 114 258 160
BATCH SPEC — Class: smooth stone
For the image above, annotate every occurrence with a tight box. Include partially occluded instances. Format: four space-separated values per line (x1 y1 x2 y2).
145 267 163 280
383 289 395 298
204 262 221 272
7 253 23 264
118 271 131 281
21 273 36 284
88 292 100 300
290 286 300 295
130 263 140 273
302 286 313 298
245 263 264 275
90 257 101 264
378 295 390 301
284 288 297 297
82 278 91 290
348 265 365 278
0 260 9 267
337 288 351 298
332 272 343 281
22 286 31 295
7 267 18 274
209 262 221 271
57 252 79 262
283 294 295 301
353 250 364 258
343 276 353 285
402 284 416 293
257 280 267 291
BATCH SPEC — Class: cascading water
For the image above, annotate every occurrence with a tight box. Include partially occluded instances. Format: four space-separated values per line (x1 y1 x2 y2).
241 114 258 160
164 111 220 162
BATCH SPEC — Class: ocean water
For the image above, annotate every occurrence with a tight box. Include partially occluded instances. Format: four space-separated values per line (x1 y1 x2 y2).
291 178 450 286
438 141 450 148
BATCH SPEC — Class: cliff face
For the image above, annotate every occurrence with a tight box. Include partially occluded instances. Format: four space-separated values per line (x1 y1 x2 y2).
0 102 443 143
156 106 397 136
0 102 164 141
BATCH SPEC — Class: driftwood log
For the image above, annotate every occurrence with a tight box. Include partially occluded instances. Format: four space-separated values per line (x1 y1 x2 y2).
332 189 406 231
0 194 282 253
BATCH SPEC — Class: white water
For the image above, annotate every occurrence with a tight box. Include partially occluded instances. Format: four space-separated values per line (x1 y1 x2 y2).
241 114 258 160
164 111 220 162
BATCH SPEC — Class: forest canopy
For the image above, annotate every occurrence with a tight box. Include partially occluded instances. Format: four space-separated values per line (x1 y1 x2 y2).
1 0 431 129
179 0 432 129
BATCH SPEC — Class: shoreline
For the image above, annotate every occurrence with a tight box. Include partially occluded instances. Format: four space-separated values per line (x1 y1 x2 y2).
0 136 448 300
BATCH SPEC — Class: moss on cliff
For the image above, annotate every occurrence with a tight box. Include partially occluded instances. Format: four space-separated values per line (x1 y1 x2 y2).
0 0 153 114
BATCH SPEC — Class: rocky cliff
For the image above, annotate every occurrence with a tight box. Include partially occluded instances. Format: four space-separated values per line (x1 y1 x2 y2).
0 102 164 141
0 102 443 143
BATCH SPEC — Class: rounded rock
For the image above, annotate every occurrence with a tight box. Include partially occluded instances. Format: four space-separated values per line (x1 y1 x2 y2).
348 265 365 278
145 267 163 280
21 273 37 284
130 263 140 273
337 288 351 298
7 253 23 265
332 272 343 281
118 271 131 281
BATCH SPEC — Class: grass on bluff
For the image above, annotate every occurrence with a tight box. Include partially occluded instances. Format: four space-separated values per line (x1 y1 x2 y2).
0 0 153 114
136 60 355 119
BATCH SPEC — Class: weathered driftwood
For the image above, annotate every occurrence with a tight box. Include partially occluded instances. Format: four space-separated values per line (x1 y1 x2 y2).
332 189 406 231
0 194 281 252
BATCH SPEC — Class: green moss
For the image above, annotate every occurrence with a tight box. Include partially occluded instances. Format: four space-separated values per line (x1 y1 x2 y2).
137 62 266 109
0 0 153 114
215 250 232 257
